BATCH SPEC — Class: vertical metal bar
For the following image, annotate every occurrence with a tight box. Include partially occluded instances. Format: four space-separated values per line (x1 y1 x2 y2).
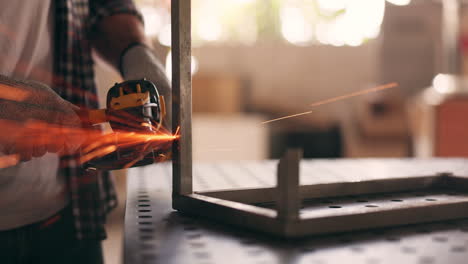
276 149 302 221
441 0 461 75
172 0 193 196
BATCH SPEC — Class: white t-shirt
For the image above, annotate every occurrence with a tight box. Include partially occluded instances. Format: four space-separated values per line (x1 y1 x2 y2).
0 0 68 230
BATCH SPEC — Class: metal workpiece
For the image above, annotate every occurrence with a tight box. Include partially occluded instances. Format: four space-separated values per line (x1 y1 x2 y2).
276 149 301 222
172 153 468 238
442 0 461 75
158 1 468 262
171 0 192 196
125 159 468 264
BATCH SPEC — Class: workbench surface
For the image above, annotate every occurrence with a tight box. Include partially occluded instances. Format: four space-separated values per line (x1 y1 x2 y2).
124 159 468 264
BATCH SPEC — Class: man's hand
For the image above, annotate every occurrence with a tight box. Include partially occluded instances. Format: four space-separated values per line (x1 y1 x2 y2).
91 14 172 128
120 44 172 127
0 77 86 161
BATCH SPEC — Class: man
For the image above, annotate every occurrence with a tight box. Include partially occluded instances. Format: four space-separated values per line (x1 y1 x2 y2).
0 0 170 263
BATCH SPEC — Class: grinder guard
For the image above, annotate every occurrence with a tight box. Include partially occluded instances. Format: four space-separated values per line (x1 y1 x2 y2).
86 79 168 170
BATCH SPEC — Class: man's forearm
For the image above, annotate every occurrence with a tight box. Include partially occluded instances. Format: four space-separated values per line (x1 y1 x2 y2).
91 14 151 69
92 13 172 126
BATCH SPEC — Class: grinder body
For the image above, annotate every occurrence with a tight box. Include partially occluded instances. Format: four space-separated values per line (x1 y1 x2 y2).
84 79 167 170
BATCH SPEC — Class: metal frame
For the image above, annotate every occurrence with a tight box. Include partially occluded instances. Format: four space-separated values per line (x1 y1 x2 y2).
170 0 468 238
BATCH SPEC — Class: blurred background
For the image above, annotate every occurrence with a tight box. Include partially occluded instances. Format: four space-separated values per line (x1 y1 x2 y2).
96 1 468 262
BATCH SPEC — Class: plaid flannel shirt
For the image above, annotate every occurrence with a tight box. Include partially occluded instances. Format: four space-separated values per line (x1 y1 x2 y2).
53 0 142 240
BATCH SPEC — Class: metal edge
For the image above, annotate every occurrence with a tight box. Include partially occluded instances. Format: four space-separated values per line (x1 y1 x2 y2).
196 175 445 204
277 149 301 221
173 194 286 235
293 201 468 237
171 0 193 198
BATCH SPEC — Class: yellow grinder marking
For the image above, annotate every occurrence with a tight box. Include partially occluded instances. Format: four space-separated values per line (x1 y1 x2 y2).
110 91 150 110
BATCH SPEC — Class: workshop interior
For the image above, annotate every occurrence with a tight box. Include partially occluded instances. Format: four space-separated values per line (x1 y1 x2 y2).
93 0 468 262
96 0 468 263
5 0 468 263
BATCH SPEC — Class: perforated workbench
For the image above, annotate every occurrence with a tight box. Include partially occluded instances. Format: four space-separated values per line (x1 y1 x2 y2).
124 158 468 264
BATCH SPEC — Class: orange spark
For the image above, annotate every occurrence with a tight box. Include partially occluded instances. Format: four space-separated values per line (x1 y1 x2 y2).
0 84 29 101
308 82 398 107
0 154 19 169
80 145 118 164
0 107 179 169
122 142 154 169
261 111 313 125
262 82 398 124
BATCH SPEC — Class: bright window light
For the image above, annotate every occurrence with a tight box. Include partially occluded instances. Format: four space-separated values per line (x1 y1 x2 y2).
157 23 171 47
165 52 199 81
280 7 314 45
386 0 411 6
140 6 163 37
316 0 348 11
136 0 412 47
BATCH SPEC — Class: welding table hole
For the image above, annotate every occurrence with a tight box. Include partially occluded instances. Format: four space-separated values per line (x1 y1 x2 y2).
365 205 378 208
451 246 467 252
187 233 202 240
140 243 155 250
189 242 205 248
138 222 152 225
193 252 211 259
247 249 264 256
138 199 150 202
138 209 151 213
140 235 154 241
401 246 417 254
432 236 448 242
350 247 364 253
139 228 154 233
138 215 152 218
329 205 342 209
419 257 435 264
138 204 150 207
425 198 437 201
391 199 403 202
